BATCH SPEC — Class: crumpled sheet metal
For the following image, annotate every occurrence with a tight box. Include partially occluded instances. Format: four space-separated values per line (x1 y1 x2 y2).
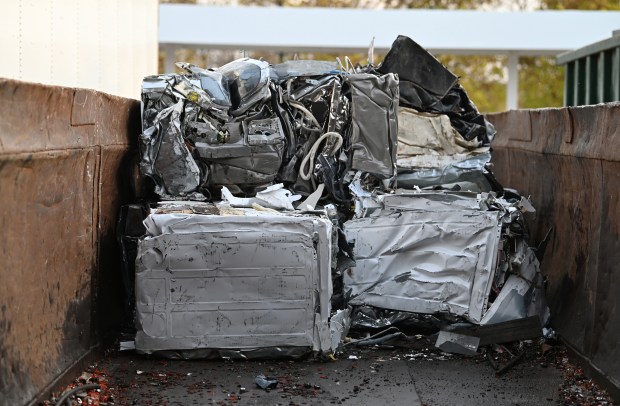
140 97 201 196
435 330 480 356
139 35 498 202
480 247 549 326
350 189 483 219
350 306 438 331
271 60 340 82
396 153 495 192
378 35 495 145
346 73 399 179
218 58 271 116
344 191 550 327
344 195 503 324
140 59 286 196
396 107 486 168
329 308 352 352
376 191 483 213
395 106 496 193
135 209 335 355
350 306 413 329
133 35 550 350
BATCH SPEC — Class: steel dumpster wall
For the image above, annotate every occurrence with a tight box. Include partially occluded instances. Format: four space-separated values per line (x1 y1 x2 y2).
488 103 620 395
0 79 140 405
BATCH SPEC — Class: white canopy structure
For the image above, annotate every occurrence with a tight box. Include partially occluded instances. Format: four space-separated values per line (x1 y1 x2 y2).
160 4 620 110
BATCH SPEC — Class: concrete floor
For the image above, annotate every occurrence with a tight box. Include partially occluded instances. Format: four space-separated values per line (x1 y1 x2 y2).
92 346 563 405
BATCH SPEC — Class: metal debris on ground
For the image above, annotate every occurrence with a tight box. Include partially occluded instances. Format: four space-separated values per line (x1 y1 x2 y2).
119 34 553 361
254 374 279 390
45 341 617 405
435 330 480 356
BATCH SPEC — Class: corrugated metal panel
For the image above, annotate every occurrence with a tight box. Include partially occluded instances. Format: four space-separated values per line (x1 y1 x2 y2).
0 0 158 99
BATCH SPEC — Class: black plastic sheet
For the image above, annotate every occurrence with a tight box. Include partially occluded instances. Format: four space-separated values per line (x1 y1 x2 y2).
378 35 496 145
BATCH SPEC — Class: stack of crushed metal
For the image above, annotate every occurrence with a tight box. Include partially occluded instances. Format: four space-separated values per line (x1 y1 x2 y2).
130 35 549 359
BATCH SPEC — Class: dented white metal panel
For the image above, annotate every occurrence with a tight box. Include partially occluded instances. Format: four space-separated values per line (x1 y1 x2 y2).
480 248 549 326
344 197 502 324
135 212 333 353
379 192 483 212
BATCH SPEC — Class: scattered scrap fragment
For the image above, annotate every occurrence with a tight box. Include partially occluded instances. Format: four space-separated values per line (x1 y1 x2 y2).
255 374 279 390
45 342 616 404
435 330 480 356
42 366 116 406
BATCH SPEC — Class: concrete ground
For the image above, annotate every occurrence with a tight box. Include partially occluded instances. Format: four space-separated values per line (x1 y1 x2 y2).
81 344 564 406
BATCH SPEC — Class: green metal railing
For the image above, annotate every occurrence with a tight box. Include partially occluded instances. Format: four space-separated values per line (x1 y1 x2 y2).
557 32 620 106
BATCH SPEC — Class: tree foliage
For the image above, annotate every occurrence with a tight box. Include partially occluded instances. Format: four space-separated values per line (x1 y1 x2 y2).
437 55 508 112
519 56 565 109
541 0 620 10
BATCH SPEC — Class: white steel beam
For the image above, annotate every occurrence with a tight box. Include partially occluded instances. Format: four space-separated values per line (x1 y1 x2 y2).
160 5 620 56
507 54 519 111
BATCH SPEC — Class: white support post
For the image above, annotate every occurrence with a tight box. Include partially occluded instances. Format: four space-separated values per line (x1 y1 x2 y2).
163 45 176 74
506 53 519 111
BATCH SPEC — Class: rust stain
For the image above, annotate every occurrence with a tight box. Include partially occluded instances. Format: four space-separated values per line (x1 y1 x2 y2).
489 104 620 392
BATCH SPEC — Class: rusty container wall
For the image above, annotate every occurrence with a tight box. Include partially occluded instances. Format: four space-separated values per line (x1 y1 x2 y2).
0 79 140 405
488 103 620 395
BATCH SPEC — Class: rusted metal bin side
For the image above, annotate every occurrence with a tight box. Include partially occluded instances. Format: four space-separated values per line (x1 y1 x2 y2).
0 79 140 405
488 103 620 398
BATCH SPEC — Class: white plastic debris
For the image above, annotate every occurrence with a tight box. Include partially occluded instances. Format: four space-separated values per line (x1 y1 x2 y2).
221 184 301 211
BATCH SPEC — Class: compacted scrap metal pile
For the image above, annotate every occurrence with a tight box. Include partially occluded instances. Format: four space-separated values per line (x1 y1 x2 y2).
127 35 550 359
